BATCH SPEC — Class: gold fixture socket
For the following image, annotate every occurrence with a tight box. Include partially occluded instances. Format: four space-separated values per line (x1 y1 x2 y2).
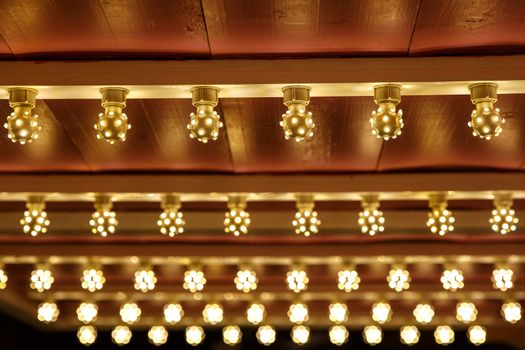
227 195 247 210
191 86 220 108
27 194 46 210
8 88 38 109
282 86 311 107
94 194 113 211
361 194 380 208
295 194 315 210
100 87 128 108
161 194 181 210
493 192 513 207
373 84 402 105
428 193 448 209
469 83 498 104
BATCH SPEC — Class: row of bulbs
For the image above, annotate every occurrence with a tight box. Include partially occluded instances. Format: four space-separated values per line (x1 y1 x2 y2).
20 192 520 238
37 299 518 346
2 83 504 145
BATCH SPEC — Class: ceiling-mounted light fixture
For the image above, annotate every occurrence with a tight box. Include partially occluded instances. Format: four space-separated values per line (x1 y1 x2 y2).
186 326 205 346
234 267 258 293
371 302 392 324
76 302 98 324
134 264 157 292
490 193 518 235
4 88 41 144
468 83 504 140
363 325 382 345
224 195 251 236
81 265 105 292
426 193 455 236
456 302 478 323
328 302 348 324
112 325 132 346
501 301 522 324
148 326 168 346
183 266 206 293
21 195 50 237
329 325 349 346
400 326 420 345
246 303 266 325
164 303 184 324
77 325 97 346
292 195 320 237
286 266 309 293
358 194 385 236
288 302 309 324
89 194 118 237
94 87 130 144
337 266 360 292
280 85 315 142
223 325 242 346
291 325 310 345
467 325 487 345
491 264 514 291
37 301 59 323
158 194 185 237
387 264 411 292
0 264 7 290
370 84 403 140
119 302 141 325
30 264 54 292
413 303 435 324
434 325 454 345
203 303 224 325
256 325 276 346
441 266 464 291
187 86 222 143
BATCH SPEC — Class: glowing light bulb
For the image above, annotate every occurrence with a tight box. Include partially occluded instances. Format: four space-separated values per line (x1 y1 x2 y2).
112 325 132 346
21 196 50 237
288 303 309 324
187 86 223 143
501 301 522 323
280 86 314 142
148 326 168 346
134 269 157 292
158 194 185 236
387 265 411 292
223 326 242 345
467 325 486 345
120 303 141 325
30 266 54 292
372 302 392 324
328 303 348 324
203 303 223 325
363 325 382 345
235 269 258 292
4 88 41 144
76 302 98 324
0 267 7 289
246 303 266 325
413 303 435 324
164 303 184 324
337 268 360 291
37 302 59 323
468 83 503 140
370 84 403 140
89 195 118 237
224 195 251 236
490 193 518 234
358 195 385 236
286 269 309 293
186 326 205 346
77 325 97 346
456 302 478 323
328 325 349 346
426 194 455 236
81 268 105 292
434 325 454 345
441 267 464 291
292 196 320 237
400 326 420 345
492 266 514 291
95 88 130 144
183 268 206 293
256 325 276 346
291 325 310 345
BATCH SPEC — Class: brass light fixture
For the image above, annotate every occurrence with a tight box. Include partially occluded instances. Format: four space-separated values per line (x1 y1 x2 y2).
183 265 207 293
413 303 435 324
112 325 132 345
426 193 455 237
78 325 97 346
288 302 309 324
76 302 98 324
501 301 522 324
337 266 360 292
148 326 168 346
187 86 223 143
358 194 385 236
20 195 50 237
292 195 320 237
37 301 59 323
223 325 242 345
234 266 258 292
329 325 349 346
81 265 106 292
94 87 131 144
202 303 224 325
370 84 404 140
491 264 514 291
434 325 454 345
4 88 41 144
246 303 266 325
400 325 420 345
456 302 478 323
468 83 504 140
186 326 205 346
363 325 382 345
387 264 411 292
291 325 310 345
441 265 464 291
134 264 157 292
158 194 185 237
164 303 184 324
224 195 251 236
328 302 348 324
120 302 141 325
280 85 315 142
256 325 276 346
371 301 392 324
467 325 487 345
30 264 54 292
286 266 309 293
490 192 518 235
89 194 118 237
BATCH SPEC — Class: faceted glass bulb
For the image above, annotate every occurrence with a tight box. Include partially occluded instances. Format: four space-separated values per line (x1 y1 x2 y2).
112 325 132 346
291 325 310 345
37 302 59 323
148 326 168 346
363 325 382 345
427 207 455 236
256 325 276 346
30 268 54 292
158 208 185 236
164 303 184 324
288 303 309 324
186 326 205 346
501 301 522 323
370 102 403 140
286 269 309 292
490 206 518 235
434 325 454 345
235 269 258 292
77 325 97 346
81 268 105 292
400 326 420 345
187 106 223 143
21 203 50 237
280 103 315 142
89 209 118 237
468 101 504 140
224 208 251 236
76 302 98 324
387 266 411 292
328 303 348 323
441 268 464 291
467 325 486 345
337 269 360 291
329 325 349 346
119 303 141 325
372 302 392 324
4 107 41 144
456 302 478 323
134 269 157 292
246 303 266 325
358 207 385 236
223 325 242 345
183 269 206 293
94 106 131 144
203 303 223 325
413 304 435 324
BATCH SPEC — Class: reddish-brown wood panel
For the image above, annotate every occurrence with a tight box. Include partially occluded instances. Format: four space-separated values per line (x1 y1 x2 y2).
410 0 525 55
221 97 382 172
377 95 525 171
202 0 420 57
0 0 209 58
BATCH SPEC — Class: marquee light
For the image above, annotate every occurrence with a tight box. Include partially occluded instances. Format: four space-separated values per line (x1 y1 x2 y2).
256 325 276 346
183 267 206 293
158 194 185 237
426 193 455 236
363 325 382 345
120 302 141 325
76 302 98 324
186 326 205 346
456 302 478 323
328 302 348 324
246 303 266 325
292 195 320 237
413 303 435 324
95 87 131 144
203 303 224 325
37 301 59 323
467 325 487 345
434 325 454 345
224 195 251 236
501 301 522 324
112 325 132 346
492 265 514 291
358 194 385 236
81 267 105 292
89 194 118 237
288 302 309 324
400 326 420 345
148 326 168 346
223 325 242 345
187 86 223 143
490 193 518 235
372 302 392 324
30 265 54 292
370 84 404 140
286 268 309 293
21 195 50 237
329 325 349 346
387 264 410 292
164 303 184 324
441 267 464 291
4 88 41 144
291 325 310 345
77 325 97 346
337 268 360 292
134 267 157 292
280 85 314 142
468 83 504 140
234 268 258 293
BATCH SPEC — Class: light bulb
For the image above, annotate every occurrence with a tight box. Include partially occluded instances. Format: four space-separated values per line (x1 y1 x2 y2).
112 325 132 346
77 325 97 346
467 325 486 345
4 88 40 144
186 326 205 346
441 267 464 291
288 302 309 324
30 266 54 292
501 301 522 323
280 86 314 142
358 195 385 236
256 325 276 346
328 303 348 324
81 268 105 292
158 194 185 236
370 84 403 140
400 326 420 345
95 88 130 144
490 193 518 235
286 269 309 293
363 325 382 345
434 325 454 345
76 302 98 324
337 268 360 291
235 269 257 292
246 303 266 325
291 325 310 345
21 196 50 237
492 266 514 291
387 265 410 292
372 302 392 324
223 325 242 345
134 269 157 292
468 83 503 140
148 326 168 346
413 303 435 324
426 194 455 236
203 303 223 325
0 267 7 289
456 302 478 323
329 325 349 346
119 303 141 324
37 302 59 323
187 86 222 143
292 195 320 237
89 195 118 237
183 268 206 293
164 303 184 324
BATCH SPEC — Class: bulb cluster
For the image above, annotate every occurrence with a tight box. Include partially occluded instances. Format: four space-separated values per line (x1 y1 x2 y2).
183 269 206 293
387 266 411 292
413 303 435 324
328 302 348 323
288 303 309 324
164 303 184 324
400 325 420 345
246 303 266 325
441 268 464 291
21 198 50 237
78 325 97 346
0 268 7 289
337 269 360 291
89 209 118 237
371 302 392 324
292 197 320 237
5 88 41 144
363 325 382 345
81 268 105 292
501 301 522 324
94 107 131 143
112 325 132 345
148 326 168 346
329 325 349 345
203 303 224 325
234 269 258 292
223 325 242 345
76 302 98 324
187 107 223 143
256 325 276 346
120 303 141 324
358 197 385 236
134 269 157 292
426 195 455 236
370 102 404 140
492 267 514 291
468 101 503 140
291 325 310 345
280 104 315 142
434 325 454 345
468 325 487 345
456 302 478 323
490 195 519 235
158 208 185 236
224 196 251 236
286 269 309 293
37 302 59 323
30 267 54 292
186 326 205 346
